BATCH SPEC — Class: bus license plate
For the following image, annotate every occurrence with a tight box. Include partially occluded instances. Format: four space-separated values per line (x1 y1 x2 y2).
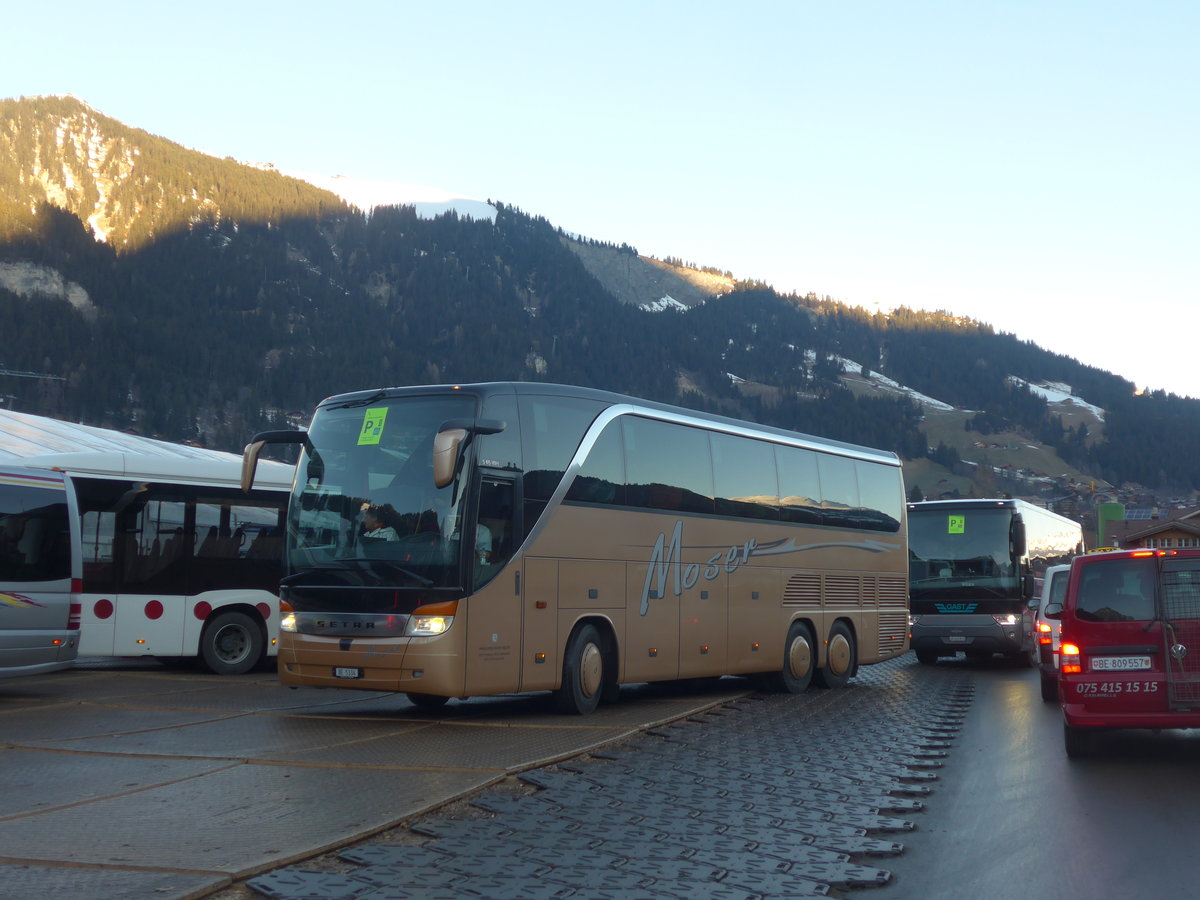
334 667 363 679
946 636 971 644
1091 656 1151 672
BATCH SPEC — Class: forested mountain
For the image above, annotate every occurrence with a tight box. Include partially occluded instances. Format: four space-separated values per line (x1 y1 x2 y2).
2 95 1198 502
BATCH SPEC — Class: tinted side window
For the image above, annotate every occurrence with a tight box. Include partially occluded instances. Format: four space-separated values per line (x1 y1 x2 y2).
854 461 903 533
0 483 70 583
519 395 604 500
711 432 778 520
776 445 821 525
624 418 714 515
567 418 626 506
816 455 859 528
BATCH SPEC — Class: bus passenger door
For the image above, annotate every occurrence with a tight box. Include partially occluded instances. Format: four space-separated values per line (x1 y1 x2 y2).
463 476 521 695
114 498 188 657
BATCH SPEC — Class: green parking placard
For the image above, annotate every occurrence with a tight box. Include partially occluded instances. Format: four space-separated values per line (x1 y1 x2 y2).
358 407 388 446
948 514 965 534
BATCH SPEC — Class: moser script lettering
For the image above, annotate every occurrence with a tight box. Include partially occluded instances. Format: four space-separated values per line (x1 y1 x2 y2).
639 520 897 615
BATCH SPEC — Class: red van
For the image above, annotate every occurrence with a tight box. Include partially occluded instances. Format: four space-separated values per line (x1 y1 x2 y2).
1047 548 1200 757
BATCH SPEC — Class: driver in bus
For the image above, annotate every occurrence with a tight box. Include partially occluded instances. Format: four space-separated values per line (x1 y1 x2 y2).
361 504 399 541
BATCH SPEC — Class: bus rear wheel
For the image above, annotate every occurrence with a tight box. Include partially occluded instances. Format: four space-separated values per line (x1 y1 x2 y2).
814 621 856 689
199 611 264 675
555 623 606 715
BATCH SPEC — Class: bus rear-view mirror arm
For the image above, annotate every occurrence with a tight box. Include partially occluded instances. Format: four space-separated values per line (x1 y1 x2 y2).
242 429 308 492
433 419 505 489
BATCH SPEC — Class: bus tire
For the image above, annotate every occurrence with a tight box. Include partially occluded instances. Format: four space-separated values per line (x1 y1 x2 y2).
765 621 815 693
199 611 264 676
555 623 605 715
406 692 450 711
814 621 855 689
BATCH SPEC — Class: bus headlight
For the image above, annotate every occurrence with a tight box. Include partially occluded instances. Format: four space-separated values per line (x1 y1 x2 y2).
279 601 297 633
406 614 453 636
404 601 458 637
992 613 1021 626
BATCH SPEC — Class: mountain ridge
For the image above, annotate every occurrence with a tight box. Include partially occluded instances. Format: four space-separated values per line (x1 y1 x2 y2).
1 94 1197 513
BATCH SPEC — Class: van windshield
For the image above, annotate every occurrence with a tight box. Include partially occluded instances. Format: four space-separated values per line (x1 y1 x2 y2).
1075 557 1157 622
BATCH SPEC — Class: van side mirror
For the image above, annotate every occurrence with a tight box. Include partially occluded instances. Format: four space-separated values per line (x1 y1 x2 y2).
1044 601 1063 620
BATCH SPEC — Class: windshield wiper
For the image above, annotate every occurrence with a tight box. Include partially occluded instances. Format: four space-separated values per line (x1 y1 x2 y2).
329 389 390 410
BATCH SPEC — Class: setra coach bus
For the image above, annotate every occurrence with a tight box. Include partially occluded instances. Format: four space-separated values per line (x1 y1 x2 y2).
908 498 1082 665
243 381 910 713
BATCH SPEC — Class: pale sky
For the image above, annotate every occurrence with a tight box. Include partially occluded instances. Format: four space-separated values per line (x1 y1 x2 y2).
5 1 1197 398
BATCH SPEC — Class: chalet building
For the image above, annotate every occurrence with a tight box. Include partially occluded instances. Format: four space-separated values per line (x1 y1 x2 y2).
1104 508 1200 550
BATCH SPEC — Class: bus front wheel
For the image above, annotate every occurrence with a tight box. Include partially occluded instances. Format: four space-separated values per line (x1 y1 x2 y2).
765 621 815 693
199 611 265 675
406 692 450 711
814 621 856 689
555 623 606 715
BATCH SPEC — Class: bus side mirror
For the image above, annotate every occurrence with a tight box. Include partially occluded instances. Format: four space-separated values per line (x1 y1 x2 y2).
1011 518 1027 558
432 418 507 489
1023 572 1037 599
242 430 307 492
433 428 468 489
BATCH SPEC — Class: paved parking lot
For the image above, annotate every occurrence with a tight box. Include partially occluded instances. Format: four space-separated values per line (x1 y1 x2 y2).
235 658 973 900
0 656 972 900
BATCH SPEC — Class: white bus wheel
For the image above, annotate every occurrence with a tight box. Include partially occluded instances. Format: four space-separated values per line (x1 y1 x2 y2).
814 621 856 689
555 623 605 715
199 611 264 675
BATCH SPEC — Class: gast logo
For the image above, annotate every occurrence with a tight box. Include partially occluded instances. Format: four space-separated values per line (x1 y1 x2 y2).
934 602 979 614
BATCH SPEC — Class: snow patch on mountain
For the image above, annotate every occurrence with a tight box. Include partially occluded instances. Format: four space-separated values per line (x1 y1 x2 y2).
642 295 689 313
1009 377 1106 422
276 169 497 222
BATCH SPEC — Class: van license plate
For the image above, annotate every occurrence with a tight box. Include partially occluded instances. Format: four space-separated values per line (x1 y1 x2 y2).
1091 656 1151 671
334 667 363 679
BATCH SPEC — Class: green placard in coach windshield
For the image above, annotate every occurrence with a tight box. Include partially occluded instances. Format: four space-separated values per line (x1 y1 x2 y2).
357 407 388 446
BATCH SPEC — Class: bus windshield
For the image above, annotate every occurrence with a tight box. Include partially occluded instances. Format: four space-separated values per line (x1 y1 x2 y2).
908 507 1018 599
286 395 477 589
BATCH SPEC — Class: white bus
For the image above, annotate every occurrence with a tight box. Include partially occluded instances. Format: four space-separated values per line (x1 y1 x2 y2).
0 411 293 675
244 381 910 713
